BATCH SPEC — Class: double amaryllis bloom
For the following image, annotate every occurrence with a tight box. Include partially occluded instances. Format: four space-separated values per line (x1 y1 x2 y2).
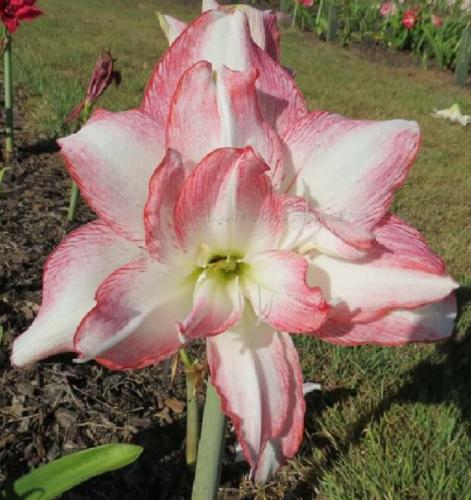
0 0 42 33
12 1 458 482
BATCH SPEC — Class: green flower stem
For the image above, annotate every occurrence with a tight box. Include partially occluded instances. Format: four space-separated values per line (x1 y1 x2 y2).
68 102 92 221
191 380 226 500
179 349 200 469
3 28 13 159
316 0 325 26
291 2 299 28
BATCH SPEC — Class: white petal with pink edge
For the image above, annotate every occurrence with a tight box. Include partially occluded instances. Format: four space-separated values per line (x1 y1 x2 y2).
11 221 141 367
173 147 283 259
242 250 329 332
282 112 420 229
206 311 305 482
74 257 193 370
318 294 457 346
59 109 165 242
308 237 458 323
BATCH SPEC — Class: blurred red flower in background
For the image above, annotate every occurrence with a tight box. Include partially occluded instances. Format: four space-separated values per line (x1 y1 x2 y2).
402 8 418 30
0 0 42 34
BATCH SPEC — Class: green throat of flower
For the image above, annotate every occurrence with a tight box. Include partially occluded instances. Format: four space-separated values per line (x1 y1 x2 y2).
207 254 246 280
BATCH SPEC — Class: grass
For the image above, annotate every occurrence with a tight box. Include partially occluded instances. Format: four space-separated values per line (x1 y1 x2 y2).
5 0 471 497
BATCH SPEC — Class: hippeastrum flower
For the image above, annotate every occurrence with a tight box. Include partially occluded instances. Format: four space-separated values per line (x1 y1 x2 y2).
65 50 121 124
0 0 42 34
12 7 457 483
159 0 281 63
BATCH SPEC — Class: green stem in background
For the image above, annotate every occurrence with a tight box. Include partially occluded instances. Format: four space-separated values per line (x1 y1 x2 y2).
316 0 325 26
291 2 299 28
68 101 92 222
3 28 13 159
179 349 200 469
191 380 226 500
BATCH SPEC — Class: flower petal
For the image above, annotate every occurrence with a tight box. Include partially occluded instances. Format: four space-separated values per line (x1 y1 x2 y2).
174 147 283 258
282 112 420 229
142 10 306 136
158 13 187 45
318 294 457 346
144 149 186 261
308 216 458 323
166 61 221 171
242 250 329 332
178 271 244 340
207 313 305 482
14 5 42 20
58 109 164 242
75 258 193 370
167 62 283 184
217 66 284 186
11 222 141 367
280 196 374 260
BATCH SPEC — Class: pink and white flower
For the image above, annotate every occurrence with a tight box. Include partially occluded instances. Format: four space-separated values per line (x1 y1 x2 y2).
12 3 458 483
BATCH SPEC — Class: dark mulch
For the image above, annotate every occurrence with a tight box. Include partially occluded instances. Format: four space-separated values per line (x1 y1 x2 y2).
0 88 248 499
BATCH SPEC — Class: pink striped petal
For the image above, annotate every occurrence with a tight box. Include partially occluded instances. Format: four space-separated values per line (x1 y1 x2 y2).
282 112 420 229
308 216 458 323
207 314 305 482
280 196 374 260
11 222 141 367
217 66 283 186
174 147 283 258
74 258 193 370
58 109 165 242
318 294 457 346
142 10 306 136
242 250 329 332
166 61 221 171
167 62 283 183
144 149 186 261
178 271 244 340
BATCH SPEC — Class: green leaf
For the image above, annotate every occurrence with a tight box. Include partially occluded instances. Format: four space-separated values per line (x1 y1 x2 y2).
0 444 143 500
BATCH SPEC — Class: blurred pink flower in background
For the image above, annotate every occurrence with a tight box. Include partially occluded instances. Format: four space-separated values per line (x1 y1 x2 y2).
431 14 443 28
379 1 397 17
296 0 314 6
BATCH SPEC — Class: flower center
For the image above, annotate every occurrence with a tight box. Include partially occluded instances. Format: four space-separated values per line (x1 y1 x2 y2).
207 253 244 279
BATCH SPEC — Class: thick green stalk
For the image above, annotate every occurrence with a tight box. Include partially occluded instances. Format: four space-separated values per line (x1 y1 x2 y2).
68 102 92 221
191 380 225 500
3 28 13 159
179 349 200 469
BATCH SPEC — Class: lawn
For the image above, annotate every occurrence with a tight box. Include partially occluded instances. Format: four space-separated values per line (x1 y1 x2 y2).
3 0 471 497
